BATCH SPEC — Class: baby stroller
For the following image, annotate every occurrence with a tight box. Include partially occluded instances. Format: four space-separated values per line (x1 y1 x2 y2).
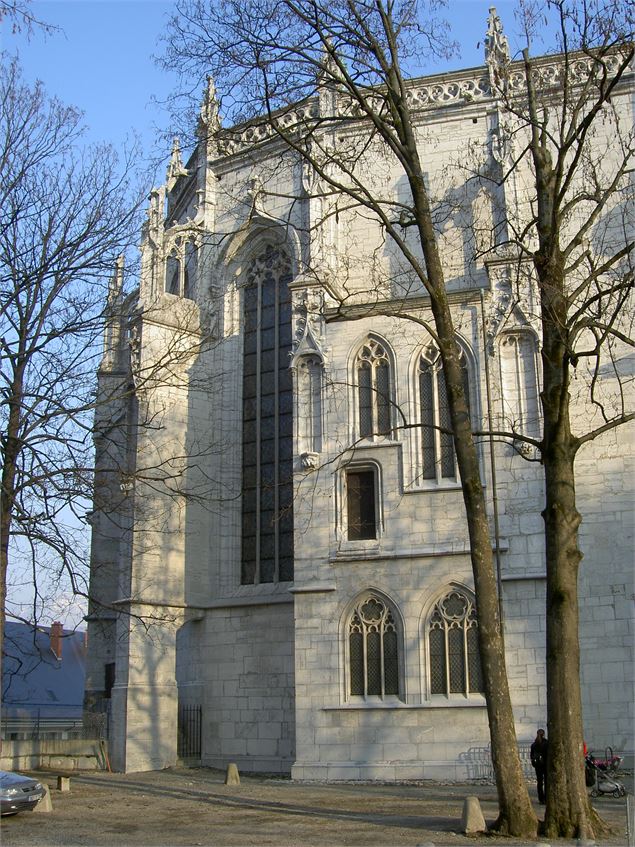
585 747 626 797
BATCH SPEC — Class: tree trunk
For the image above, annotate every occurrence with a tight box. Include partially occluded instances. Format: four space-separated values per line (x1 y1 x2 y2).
436 300 537 837
402 165 536 836
0 361 25 684
540 269 608 841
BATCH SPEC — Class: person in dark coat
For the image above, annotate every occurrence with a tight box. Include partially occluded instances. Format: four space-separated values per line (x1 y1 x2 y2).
530 728 549 803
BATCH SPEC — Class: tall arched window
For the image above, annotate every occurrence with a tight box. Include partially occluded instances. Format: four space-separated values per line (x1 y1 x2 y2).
166 251 180 295
348 593 400 699
428 588 483 696
499 331 540 438
419 345 470 481
164 236 197 300
356 339 392 438
241 243 294 585
183 240 198 300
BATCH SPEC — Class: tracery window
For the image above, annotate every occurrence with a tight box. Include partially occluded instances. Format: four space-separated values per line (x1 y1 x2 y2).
418 345 470 482
356 339 392 438
348 594 400 698
241 243 294 585
428 589 483 696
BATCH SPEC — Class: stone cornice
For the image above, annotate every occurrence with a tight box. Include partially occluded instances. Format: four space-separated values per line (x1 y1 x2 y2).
213 49 633 158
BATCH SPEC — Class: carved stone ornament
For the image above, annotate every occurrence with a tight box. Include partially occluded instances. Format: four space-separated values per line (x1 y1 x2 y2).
490 124 511 165
421 342 441 366
301 451 320 470
483 261 540 353
199 295 219 339
167 137 188 185
484 272 513 350
246 175 264 212
301 143 320 195
128 322 142 385
292 287 325 354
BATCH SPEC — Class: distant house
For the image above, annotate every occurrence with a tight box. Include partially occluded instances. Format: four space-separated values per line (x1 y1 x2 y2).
2 621 87 723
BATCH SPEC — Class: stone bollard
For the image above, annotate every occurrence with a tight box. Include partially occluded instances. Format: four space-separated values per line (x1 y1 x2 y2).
224 763 240 785
33 786 53 813
57 776 71 792
461 795 486 835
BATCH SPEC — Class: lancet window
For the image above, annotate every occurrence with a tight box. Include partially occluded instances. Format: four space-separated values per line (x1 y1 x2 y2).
356 339 392 438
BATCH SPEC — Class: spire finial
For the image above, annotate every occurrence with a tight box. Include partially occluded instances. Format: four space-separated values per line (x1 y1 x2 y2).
200 75 221 134
167 137 188 183
485 7 510 93
109 255 124 301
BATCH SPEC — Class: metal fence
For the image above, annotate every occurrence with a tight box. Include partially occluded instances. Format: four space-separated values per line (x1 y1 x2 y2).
1 711 108 741
459 742 534 782
177 704 202 760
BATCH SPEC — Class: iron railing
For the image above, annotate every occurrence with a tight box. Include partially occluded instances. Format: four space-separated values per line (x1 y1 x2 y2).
177 704 202 760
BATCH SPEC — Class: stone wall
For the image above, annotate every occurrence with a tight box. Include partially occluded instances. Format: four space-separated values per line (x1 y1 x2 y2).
1 739 102 772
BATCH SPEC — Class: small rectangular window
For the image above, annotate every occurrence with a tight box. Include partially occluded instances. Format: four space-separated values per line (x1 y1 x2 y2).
347 470 376 540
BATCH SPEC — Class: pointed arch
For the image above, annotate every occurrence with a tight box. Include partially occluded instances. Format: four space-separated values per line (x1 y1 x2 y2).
220 211 301 275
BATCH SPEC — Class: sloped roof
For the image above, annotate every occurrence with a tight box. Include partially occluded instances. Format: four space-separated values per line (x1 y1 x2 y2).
2 621 86 719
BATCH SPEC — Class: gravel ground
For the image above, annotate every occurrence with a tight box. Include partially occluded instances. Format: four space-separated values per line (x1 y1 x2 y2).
1 767 632 847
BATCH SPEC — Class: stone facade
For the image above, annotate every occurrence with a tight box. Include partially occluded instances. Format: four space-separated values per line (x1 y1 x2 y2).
84 15 634 776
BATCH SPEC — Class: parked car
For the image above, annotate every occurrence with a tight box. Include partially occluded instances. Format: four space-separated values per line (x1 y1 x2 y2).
0 771 46 815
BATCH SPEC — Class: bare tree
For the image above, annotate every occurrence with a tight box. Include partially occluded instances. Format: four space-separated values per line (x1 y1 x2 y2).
0 0 54 34
481 1 633 839
161 0 541 837
0 56 143 669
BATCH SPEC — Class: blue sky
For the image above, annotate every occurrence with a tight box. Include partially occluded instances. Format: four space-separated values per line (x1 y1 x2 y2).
3 0 522 178
3 0 179 176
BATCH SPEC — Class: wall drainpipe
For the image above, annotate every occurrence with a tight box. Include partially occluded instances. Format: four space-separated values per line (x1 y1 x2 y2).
479 288 505 635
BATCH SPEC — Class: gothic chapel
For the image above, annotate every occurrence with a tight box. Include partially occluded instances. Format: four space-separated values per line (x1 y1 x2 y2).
85 11 634 776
